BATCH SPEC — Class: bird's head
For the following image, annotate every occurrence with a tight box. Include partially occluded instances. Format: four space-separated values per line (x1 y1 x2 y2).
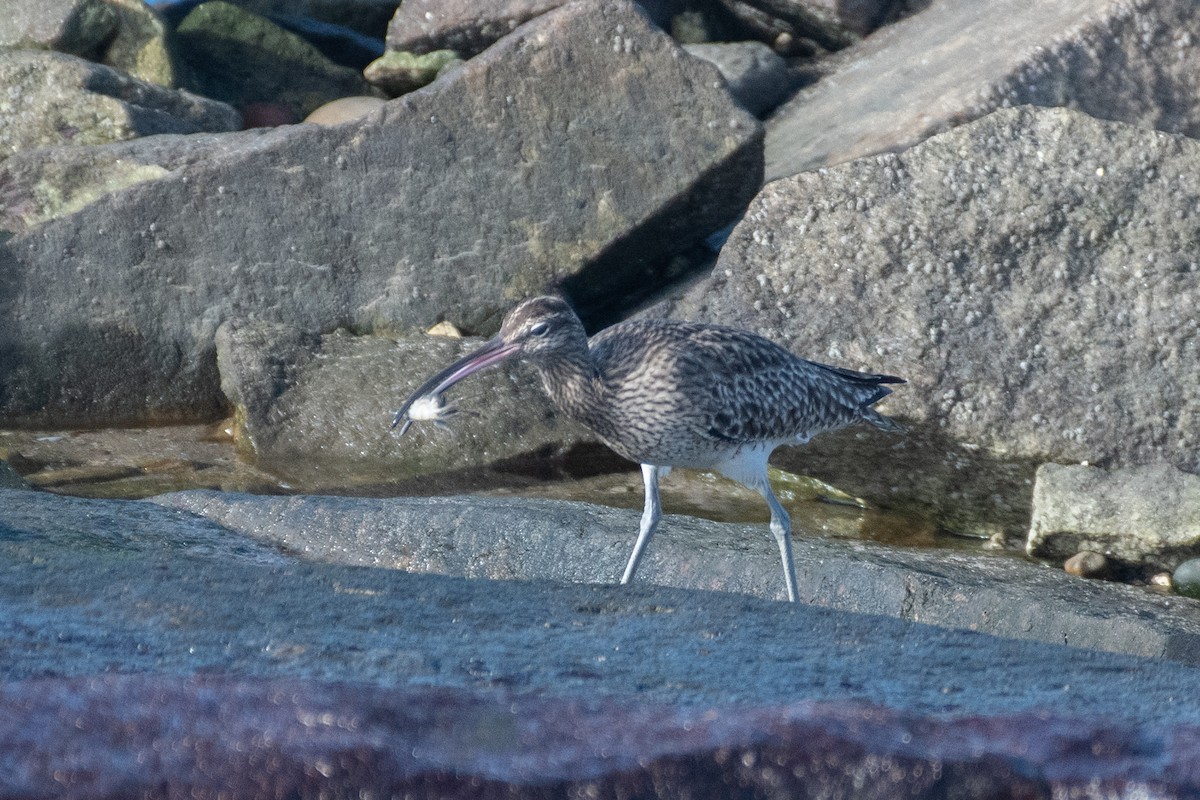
391 295 586 431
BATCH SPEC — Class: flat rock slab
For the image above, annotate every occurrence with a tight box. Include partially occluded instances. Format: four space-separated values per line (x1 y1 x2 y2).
765 0 1200 179
0 488 1199 723
2 676 1198 799
4 486 1200 795
0 0 761 426
152 489 1200 663
1029 463 1200 573
670 106 1200 538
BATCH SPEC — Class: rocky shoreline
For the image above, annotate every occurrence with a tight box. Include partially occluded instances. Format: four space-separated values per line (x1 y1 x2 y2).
3 0 1200 795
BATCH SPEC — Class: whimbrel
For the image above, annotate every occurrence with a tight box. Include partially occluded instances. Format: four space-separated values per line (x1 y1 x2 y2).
393 296 903 602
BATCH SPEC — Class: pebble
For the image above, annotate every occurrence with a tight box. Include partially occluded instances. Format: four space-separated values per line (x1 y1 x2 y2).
1063 550 1109 579
304 96 386 125
1172 558 1200 600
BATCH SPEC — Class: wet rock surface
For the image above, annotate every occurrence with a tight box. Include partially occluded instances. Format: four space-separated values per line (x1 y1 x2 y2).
764 0 1200 179
668 106 1200 538
1 486 1200 796
152 489 1200 663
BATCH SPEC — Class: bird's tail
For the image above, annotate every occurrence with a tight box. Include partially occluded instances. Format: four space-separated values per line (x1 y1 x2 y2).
816 363 906 433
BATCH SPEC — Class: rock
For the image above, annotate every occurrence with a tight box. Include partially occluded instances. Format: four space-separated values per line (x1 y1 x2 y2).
1174 559 1200 600
765 0 1200 180
714 0 866 50
98 0 177 87
1029 464 1200 574
0 0 117 57
0 0 761 427
215 324 597 488
303 94 386 124
385 0 574 56
173 1 374 119
0 50 240 159
385 0 685 57
667 106 1200 538
362 49 463 97
0 459 24 489
2 485 1200 792
683 41 795 115
1 676 1199 798
154 490 1200 662
1063 550 1109 579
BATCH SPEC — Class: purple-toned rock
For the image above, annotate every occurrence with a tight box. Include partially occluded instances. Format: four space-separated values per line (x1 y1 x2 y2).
765 0 1200 180
0 0 760 426
0 676 1196 798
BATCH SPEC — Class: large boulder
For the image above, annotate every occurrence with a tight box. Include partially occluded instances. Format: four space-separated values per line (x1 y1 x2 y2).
669 106 1200 538
385 0 685 57
0 0 761 427
765 0 1200 179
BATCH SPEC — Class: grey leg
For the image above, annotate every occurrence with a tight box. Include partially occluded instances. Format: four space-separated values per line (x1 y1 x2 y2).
621 463 663 584
758 479 799 603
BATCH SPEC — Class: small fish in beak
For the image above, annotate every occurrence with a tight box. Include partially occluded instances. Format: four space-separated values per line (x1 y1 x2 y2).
391 336 521 436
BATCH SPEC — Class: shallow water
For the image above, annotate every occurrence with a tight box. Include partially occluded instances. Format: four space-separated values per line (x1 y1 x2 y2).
0 421 988 555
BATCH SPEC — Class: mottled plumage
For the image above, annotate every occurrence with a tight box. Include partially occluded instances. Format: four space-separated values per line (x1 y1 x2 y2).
393 295 904 602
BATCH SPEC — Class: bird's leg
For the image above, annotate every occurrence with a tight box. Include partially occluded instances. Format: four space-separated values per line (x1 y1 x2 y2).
758 479 800 603
621 463 664 584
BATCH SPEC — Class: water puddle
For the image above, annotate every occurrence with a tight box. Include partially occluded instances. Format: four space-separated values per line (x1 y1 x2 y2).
0 422 982 554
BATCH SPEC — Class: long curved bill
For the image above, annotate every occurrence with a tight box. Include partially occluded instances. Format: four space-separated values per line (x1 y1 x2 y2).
390 336 520 435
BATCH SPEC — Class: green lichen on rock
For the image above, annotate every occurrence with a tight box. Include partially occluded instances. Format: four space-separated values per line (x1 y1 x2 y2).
363 49 462 97
3 161 169 233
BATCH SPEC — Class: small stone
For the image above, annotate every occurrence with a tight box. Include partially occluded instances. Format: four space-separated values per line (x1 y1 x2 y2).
304 96 386 125
1064 550 1109 579
1172 559 1200 600
1150 572 1173 590
426 320 462 338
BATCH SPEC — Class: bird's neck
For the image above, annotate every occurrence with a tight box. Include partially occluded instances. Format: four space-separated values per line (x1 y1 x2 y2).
533 346 600 425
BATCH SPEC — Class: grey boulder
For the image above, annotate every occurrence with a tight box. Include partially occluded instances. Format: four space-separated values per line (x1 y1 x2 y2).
670 106 1200 538
0 0 761 427
0 0 116 56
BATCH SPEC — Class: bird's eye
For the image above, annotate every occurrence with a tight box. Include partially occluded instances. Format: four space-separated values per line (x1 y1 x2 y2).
529 322 550 337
